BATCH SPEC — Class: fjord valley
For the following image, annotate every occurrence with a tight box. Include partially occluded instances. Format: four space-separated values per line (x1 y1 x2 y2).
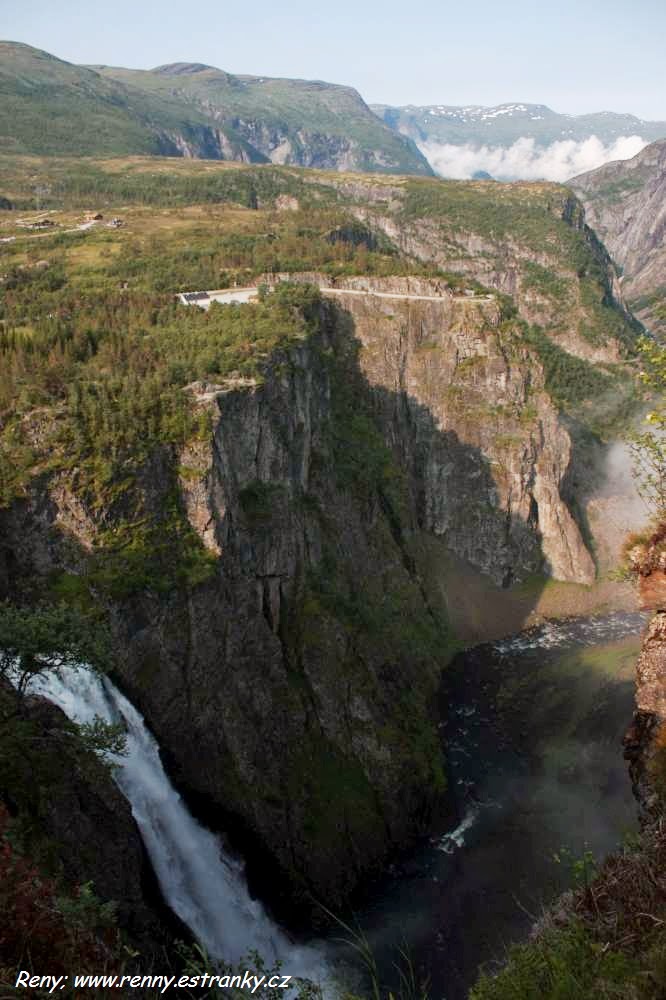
0 145 661 999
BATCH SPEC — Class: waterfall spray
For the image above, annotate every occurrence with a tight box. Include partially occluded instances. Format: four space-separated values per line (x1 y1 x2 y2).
29 667 328 984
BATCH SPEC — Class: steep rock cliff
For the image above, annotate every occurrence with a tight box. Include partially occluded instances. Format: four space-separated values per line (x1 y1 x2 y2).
264 275 595 584
0 288 598 915
1 304 448 914
356 193 631 364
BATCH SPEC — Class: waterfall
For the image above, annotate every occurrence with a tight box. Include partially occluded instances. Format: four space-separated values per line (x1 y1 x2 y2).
29 666 328 984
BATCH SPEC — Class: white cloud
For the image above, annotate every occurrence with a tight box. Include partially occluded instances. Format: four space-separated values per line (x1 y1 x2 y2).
419 134 649 182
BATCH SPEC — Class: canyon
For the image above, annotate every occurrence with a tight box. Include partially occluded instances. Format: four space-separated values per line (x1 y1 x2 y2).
0 154 660 995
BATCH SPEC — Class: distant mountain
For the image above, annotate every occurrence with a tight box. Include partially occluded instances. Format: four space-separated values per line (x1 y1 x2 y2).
0 41 432 175
571 139 666 336
372 102 666 149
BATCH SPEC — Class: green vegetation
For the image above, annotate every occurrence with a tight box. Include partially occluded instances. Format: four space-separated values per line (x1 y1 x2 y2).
524 326 637 435
321 907 429 1000
238 480 285 527
0 259 323 592
471 818 666 1000
629 338 666 519
521 260 572 300
13 160 317 211
621 341 666 578
402 176 638 352
587 175 647 203
288 737 380 851
0 41 431 175
0 806 126 994
0 601 110 699
401 178 580 250
471 921 638 1000
0 603 122 848
0 42 200 158
630 285 666 331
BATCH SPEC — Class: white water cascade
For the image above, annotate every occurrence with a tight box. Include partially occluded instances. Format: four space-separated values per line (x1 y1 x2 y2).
29 666 328 984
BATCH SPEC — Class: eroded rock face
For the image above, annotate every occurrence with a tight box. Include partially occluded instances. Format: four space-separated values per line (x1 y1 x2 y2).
635 613 666 720
261 276 595 585
156 126 262 163
359 209 626 365
0 292 595 913
337 286 594 585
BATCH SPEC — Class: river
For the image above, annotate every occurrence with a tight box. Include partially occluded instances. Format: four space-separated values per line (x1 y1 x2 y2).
25 610 647 1000
354 611 647 1000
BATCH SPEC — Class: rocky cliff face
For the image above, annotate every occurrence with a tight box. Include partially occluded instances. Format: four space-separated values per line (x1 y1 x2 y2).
624 615 666 816
571 140 666 336
348 190 631 365
266 274 595 584
0 286 599 914
1 303 446 914
155 125 265 163
624 530 666 816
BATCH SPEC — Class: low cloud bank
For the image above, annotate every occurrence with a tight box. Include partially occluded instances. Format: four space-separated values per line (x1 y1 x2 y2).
419 134 648 181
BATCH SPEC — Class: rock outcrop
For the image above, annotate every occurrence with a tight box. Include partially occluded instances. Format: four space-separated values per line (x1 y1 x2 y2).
623 526 666 816
624 614 666 816
265 274 595 584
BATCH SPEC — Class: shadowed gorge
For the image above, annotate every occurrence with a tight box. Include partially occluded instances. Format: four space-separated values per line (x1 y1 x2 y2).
1 290 581 914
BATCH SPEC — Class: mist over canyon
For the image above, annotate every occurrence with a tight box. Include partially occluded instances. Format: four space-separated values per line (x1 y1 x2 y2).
418 134 649 181
373 102 666 180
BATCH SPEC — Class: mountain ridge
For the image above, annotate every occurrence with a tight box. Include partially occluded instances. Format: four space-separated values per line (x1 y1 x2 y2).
372 101 666 149
0 40 432 174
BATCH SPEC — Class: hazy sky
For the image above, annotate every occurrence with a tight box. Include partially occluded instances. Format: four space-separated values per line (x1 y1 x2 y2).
2 0 665 119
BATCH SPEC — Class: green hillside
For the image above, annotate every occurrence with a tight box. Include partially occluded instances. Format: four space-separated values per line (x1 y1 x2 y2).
0 41 257 159
0 41 431 175
91 61 431 173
